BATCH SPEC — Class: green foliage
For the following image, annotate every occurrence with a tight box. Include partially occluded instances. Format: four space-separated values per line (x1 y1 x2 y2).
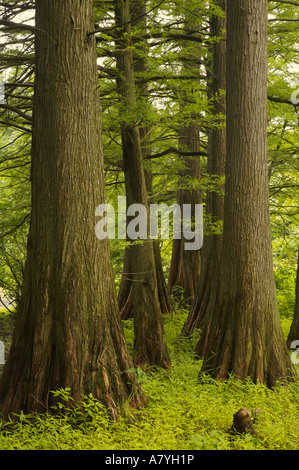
0 129 30 307
0 0 298 452
273 238 297 318
0 313 299 450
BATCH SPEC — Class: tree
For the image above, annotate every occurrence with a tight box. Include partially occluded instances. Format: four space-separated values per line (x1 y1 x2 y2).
197 0 296 387
114 0 170 369
167 3 202 306
0 0 146 420
287 248 299 348
182 0 226 335
117 0 173 320
0 2 34 309
94 1 219 316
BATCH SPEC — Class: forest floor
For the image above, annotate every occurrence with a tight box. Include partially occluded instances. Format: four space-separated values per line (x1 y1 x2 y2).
0 307 298 450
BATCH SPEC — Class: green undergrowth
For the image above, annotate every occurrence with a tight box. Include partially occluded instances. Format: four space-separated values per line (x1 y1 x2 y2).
0 312 299 450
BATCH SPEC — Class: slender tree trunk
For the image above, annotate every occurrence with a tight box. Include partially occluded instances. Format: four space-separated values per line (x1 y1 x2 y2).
183 0 226 336
168 125 202 306
0 0 146 420
198 0 296 387
114 0 170 369
287 248 299 348
118 248 134 320
167 8 202 306
118 0 173 320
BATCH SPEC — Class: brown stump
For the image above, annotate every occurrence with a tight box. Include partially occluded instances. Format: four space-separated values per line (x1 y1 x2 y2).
229 407 257 436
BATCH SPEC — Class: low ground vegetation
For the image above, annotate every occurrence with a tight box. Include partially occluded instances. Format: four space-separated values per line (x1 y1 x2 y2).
0 308 298 451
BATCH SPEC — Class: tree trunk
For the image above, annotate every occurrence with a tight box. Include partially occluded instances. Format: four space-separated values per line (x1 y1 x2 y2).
182 0 226 336
167 9 202 306
168 125 202 306
0 0 146 420
114 0 170 369
198 0 296 387
118 0 173 319
287 248 299 348
118 247 134 320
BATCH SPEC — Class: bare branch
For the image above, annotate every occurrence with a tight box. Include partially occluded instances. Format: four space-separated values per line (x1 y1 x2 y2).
0 214 30 241
268 0 299 6
268 95 294 105
146 147 208 160
0 120 32 133
0 103 32 122
0 19 35 34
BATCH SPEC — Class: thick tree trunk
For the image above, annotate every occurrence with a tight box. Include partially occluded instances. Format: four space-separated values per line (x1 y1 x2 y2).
198 0 296 387
114 0 170 369
287 248 299 348
183 0 226 336
0 0 146 420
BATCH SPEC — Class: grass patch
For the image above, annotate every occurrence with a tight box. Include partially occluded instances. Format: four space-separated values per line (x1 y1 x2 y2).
0 312 298 450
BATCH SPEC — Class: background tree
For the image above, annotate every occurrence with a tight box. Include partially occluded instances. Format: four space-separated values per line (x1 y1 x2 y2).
167 3 202 306
0 1 34 310
183 0 226 335
114 0 170 369
267 0 299 328
0 0 146 420
287 249 299 348
117 0 173 320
